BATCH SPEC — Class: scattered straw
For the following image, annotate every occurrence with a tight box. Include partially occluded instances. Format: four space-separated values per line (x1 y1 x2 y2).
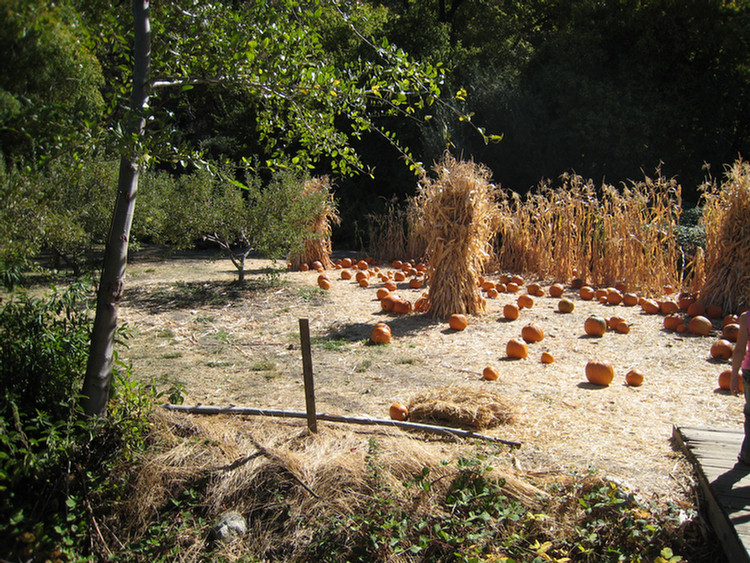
407 383 514 430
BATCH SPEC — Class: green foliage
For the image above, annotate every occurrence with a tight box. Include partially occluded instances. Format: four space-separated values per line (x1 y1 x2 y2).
0 281 163 561
0 281 93 420
0 0 104 162
302 445 688 563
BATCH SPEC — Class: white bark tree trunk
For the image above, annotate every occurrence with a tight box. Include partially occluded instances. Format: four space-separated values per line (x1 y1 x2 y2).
81 0 151 416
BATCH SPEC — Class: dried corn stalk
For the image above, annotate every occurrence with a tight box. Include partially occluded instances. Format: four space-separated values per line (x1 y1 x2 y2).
699 159 750 313
288 176 339 270
416 153 499 318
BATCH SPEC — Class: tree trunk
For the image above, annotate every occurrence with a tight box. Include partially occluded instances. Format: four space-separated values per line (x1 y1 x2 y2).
81 0 151 417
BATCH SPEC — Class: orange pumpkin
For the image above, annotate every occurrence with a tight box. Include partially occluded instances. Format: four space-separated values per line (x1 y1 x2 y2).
658 300 679 315
558 298 575 314
358 277 370 288
481 280 496 291
607 315 626 330
615 321 630 334
409 278 423 289
625 368 644 387
517 293 535 309
312 260 324 271
585 360 615 386
381 295 398 312
622 293 639 307
389 403 409 421
511 274 525 286
640 299 660 314
384 280 398 292
527 282 543 297
584 315 607 337
571 277 585 289
723 323 740 342
705 304 724 319
579 286 596 300
371 323 392 344
482 366 500 381
663 313 683 331
506 338 529 359
723 314 740 327
503 303 520 321
393 299 413 315
540 351 555 364
341 257 353 268
521 323 545 343
486 288 499 298
413 296 430 312
688 315 712 336
678 293 696 311
506 282 520 293
687 302 706 317
718 369 743 391
607 289 623 305
448 313 468 330
299 263 310 272
710 339 734 360
317 275 332 290
549 283 565 298
394 271 406 282
340 269 353 280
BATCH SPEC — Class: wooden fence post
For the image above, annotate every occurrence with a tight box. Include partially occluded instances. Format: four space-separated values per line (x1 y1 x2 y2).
299 318 317 433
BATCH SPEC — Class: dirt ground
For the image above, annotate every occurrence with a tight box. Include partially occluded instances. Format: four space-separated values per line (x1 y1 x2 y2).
119 246 744 508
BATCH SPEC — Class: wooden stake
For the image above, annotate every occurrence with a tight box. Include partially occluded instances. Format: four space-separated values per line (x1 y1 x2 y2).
299 318 317 433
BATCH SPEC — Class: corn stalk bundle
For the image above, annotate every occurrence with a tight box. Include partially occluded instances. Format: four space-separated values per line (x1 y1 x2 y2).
416 153 499 318
699 159 750 313
493 171 681 295
288 176 339 270
366 196 409 262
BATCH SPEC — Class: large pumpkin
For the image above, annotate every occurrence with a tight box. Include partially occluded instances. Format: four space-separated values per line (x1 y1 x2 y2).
584 315 607 337
585 360 615 386
688 315 712 336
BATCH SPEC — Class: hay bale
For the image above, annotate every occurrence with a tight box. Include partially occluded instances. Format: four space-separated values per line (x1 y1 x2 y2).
288 176 339 270
416 153 499 318
407 384 513 430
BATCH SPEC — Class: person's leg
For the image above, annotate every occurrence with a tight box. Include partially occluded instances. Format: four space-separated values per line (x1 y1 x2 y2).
740 369 750 463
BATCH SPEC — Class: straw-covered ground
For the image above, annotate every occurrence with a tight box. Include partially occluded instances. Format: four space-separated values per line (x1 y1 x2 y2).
120 247 743 504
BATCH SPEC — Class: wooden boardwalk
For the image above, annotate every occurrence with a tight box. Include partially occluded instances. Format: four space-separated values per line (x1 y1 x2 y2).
673 425 750 563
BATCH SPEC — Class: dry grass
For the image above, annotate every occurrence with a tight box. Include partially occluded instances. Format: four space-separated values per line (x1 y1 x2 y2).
416 153 500 318
288 176 340 270
699 158 750 313
367 196 409 262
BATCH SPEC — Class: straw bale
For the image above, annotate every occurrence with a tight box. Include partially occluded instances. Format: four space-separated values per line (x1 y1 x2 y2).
288 176 339 269
407 383 514 430
417 153 500 318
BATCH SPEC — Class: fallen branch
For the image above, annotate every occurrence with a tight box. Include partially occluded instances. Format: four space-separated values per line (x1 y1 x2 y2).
162 404 521 448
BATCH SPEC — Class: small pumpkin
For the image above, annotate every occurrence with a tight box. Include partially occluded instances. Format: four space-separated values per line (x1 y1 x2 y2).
393 299 413 315
607 288 623 305
317 275 332 290
622 293 640 307
371 323 392 344
376 287 391 300
409 278 423 289
482 366 500 381
312 260 324 272
503 303 520 321
718 369 743 391
640 299 660 314
549 283 565 298
658 300 679 315
615 321 630 334
521 322 545 343
723 323 740 342
384 280 398 292
506 282 520 293
506 338 529 359
585 360 615 386
710 339 734 360
663 313 683 331
579 286 596 300
678 293 696 310
299 263 310 272
584 315 607 337
381 294 398 312
448 313 468 330
517 293 535 309
705 304 724 319
625 368 644 387
527 282 543 297
389 403 409 421
607 315 626 330
687 302 706 317
558 298 575 314
341 257 353 268
541 351 555 364
394 271 406 282
340 269 353 280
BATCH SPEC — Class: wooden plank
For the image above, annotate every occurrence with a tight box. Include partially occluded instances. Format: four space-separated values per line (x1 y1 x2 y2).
674 426 750 563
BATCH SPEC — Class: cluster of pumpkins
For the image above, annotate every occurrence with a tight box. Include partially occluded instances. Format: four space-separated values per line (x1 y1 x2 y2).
302 259 741 397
